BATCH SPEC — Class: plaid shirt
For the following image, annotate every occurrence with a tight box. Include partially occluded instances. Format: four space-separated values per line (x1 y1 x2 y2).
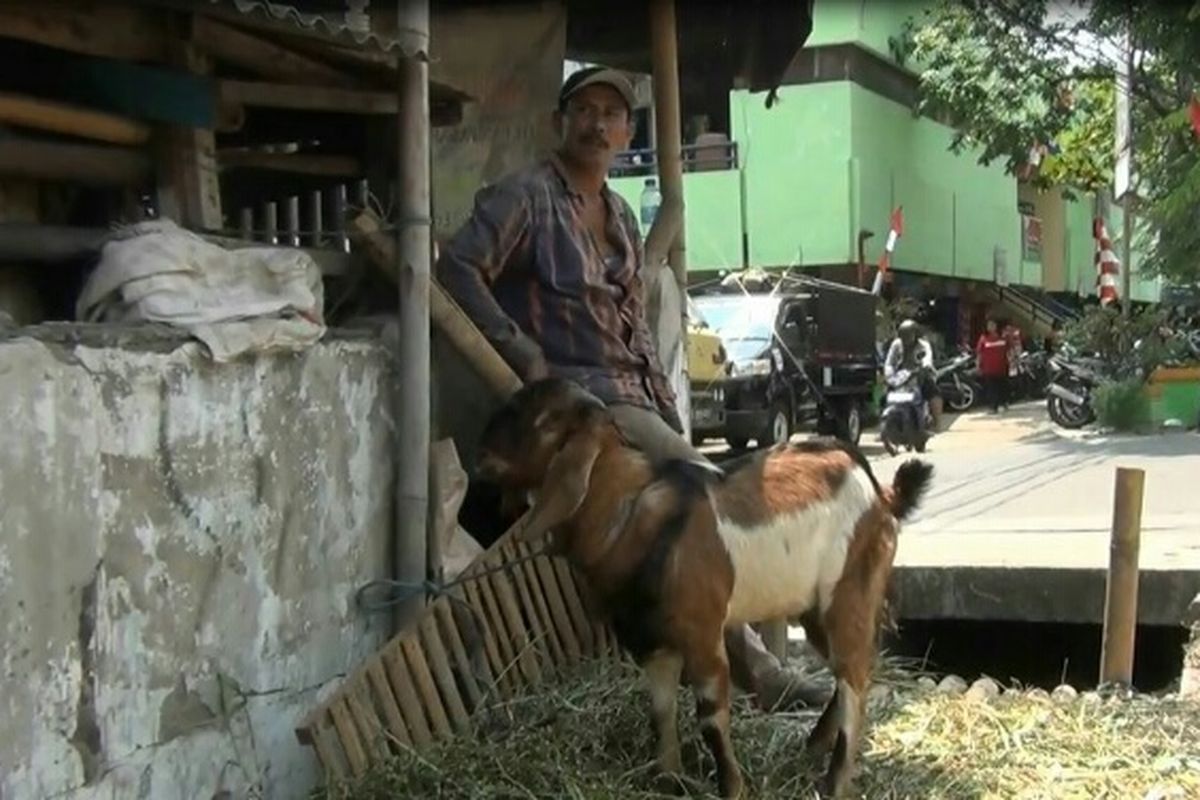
436 155 680 429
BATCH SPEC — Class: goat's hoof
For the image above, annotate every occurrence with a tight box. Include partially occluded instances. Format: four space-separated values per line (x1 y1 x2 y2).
651 771 688 796
817 771 851 799
718 773 745 799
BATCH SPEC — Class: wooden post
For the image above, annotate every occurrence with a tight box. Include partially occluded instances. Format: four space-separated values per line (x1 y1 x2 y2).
1100 466 1145 687
646 0 686 281
392 0 432 630
156 13 223 231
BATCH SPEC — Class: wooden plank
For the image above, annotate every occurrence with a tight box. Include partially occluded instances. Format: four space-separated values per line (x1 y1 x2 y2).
344 677 388 761
434 599 485 711
553 558 595 657
0 3 167 62
484 554 542 685
472 570 521 687
381 646 434 748
217 150 362 177
529 549 583 663
418 614 471 733
461 580 512 698
308 717 348 779
192 15 354 86
219 79 399 115
365 656 411 748
327 698 369 777
0 92 150 146
503 541 565 670
0 139 150 186
400 636 454 740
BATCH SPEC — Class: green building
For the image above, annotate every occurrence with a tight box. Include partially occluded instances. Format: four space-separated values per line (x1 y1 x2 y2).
609 0 1161 345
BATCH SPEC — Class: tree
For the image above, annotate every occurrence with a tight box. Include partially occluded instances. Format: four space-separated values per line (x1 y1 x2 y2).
895 0 1200 285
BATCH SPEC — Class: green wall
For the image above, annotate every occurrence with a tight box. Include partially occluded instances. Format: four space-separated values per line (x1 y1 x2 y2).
610 168 744 272
806 0 926 67
731 82 856 268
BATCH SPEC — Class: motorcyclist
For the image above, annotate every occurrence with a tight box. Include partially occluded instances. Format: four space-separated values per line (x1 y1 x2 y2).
883 319 943 432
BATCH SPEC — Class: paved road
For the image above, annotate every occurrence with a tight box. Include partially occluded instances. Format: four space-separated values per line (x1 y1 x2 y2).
703 404 1200 624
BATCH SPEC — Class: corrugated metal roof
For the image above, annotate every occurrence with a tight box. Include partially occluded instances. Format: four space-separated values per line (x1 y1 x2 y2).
147 0 423 57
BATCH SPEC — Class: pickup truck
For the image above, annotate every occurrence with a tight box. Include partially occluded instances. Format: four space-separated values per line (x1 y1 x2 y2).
690 276 879 449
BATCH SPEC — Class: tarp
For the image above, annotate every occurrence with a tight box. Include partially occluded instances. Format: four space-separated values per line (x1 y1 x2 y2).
77 219 325 361
429 2 566 240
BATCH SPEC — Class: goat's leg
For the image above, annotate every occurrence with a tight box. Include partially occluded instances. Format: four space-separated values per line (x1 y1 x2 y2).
817 599 882 797
805 684 841 757
685 641 743 799
643 651 684 778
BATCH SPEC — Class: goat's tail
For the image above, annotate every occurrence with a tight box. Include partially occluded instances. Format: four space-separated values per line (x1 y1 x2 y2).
887 459 934 521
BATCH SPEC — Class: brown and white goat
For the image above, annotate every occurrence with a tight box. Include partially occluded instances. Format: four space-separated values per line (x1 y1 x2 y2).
476 378 933 798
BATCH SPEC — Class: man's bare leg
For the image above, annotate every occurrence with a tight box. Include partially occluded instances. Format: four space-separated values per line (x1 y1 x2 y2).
610 403 830 711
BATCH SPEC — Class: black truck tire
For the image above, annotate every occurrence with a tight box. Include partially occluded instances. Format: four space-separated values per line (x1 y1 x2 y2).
837 398 864 446
759 399 792 447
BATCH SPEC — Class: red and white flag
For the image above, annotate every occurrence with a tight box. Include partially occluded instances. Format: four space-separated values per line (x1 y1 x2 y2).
1189 95 1200 140
871 207 903 296
1093 217 1120 305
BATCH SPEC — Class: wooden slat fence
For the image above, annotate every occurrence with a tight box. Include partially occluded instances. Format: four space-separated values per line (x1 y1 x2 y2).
294 523 617 782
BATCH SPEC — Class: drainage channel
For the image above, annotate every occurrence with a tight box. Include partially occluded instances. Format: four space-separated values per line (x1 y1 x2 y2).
883 618 1190 693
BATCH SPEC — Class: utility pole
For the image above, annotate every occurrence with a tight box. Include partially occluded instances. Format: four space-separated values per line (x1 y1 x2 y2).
1114 14 1135 318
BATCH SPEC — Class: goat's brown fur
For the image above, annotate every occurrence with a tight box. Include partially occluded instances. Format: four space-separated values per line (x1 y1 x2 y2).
477 379 932 799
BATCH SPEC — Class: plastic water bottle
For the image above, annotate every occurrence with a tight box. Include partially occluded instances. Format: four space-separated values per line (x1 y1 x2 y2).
640 178 661 232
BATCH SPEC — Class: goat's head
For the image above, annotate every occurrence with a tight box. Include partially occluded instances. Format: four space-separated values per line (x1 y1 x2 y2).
477 378 614 544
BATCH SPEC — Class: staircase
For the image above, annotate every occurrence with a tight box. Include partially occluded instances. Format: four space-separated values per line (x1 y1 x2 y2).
986 284 1079 340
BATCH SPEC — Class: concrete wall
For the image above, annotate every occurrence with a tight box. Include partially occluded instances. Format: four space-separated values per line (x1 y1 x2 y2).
0 329 395 800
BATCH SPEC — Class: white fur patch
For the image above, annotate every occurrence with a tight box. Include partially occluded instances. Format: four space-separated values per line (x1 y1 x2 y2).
718 466 877 625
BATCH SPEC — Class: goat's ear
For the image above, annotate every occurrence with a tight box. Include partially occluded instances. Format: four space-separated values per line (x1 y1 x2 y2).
514 414 604 544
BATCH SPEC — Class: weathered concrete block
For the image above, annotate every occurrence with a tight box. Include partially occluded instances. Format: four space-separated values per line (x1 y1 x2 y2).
0 333 395 800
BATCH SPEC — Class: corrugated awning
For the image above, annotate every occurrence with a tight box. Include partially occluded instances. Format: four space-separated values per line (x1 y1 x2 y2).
142 0 423 58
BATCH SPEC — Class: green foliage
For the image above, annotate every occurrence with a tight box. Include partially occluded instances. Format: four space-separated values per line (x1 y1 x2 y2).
901 0 1200 283
1094 377 1151 431
1062 304 1170 374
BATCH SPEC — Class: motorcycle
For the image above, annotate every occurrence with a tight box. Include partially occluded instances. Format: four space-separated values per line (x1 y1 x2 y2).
1044 355 1098 429
934 350 979 412
880 366 932 455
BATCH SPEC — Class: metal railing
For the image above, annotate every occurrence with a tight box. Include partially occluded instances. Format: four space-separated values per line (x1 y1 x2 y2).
608 141 740 178
229 179 371 252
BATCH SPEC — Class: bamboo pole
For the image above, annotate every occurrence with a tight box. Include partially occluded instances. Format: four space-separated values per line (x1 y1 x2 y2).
349 211 522 399
644 0 685 275
0 91 151 146
392 0 432 630
1099 466 1144 687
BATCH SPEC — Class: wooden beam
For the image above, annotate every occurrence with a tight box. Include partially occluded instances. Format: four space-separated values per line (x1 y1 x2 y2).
192 15 355 87
0 139 150 186
155 21 222 232
0 222 355 276
0 2 166 63
218 80 399 115
217 150 363 178
0 92 151 146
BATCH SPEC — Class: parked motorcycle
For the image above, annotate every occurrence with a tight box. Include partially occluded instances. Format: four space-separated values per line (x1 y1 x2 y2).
1009 350 1052 401
880 366 932 455
934 350 979 412
1044 354 1099 429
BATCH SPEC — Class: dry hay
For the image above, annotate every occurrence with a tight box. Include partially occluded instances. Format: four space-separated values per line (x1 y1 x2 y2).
316 657 1200 800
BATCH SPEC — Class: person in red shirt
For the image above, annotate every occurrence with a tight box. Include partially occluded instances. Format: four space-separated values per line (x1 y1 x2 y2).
976 318 1009 412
